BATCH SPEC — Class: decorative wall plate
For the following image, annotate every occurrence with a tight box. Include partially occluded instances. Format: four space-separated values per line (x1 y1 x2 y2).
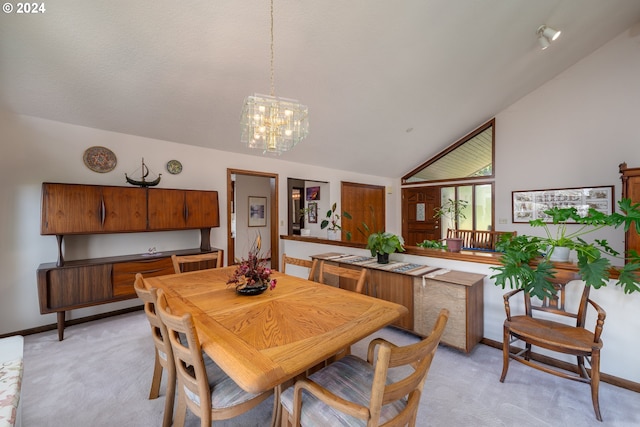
166 159 183 175
83 146 117 173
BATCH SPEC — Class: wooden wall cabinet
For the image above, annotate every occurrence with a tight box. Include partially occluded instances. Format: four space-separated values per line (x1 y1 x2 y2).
38 182 221 340
147 188 219 230
41 183 148 234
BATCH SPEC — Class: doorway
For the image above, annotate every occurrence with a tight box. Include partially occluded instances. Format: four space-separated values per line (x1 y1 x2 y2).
227 169 279 268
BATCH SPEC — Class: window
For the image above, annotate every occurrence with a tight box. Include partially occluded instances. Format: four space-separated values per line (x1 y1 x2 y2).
401 119 495 244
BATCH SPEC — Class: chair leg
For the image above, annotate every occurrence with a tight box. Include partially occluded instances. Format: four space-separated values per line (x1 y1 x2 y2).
591 350 602 422
524 343 532 361
162 366 176 427
149 350 163 399
500 326 510 382
173 387 187 427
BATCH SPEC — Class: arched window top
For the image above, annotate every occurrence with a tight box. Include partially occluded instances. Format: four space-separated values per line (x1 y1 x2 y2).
402 119 494 184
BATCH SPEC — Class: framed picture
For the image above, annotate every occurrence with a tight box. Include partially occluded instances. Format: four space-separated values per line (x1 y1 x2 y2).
512 185 614 223
306 186 320 201
307 202 318 223
248 196 267 227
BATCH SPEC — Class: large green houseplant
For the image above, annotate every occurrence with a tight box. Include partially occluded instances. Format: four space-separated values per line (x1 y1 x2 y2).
434 198 469 252
491 198 640 299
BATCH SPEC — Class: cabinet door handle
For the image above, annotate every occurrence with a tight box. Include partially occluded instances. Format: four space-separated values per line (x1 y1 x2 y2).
100 199 106 227
184 203 189 222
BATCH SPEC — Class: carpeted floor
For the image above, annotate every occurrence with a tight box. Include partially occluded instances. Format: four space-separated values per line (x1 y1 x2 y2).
21 311 640 426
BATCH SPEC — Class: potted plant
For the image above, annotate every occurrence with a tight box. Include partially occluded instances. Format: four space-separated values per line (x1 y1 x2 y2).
366 231 406 264
321 202 352 240
434 198 469 252
491 198 640 299
417 239 447 250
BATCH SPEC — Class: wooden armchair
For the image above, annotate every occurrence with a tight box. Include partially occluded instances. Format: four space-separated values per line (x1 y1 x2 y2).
280 309 449 427
500 277 606 421
171 250 223 274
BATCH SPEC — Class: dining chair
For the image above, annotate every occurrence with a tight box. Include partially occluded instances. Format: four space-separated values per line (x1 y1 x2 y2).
155 289 274 427
280 308 449 427
281 254 316 280
133 273 175 427
500 278 606 421
171 250 223 274
313 260 368 294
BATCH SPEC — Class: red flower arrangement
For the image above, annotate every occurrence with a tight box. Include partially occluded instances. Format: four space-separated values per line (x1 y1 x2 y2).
227 235 277 292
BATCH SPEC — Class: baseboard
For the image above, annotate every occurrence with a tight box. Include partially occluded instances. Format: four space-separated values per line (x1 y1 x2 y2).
481 337 640 393
0 305 144 339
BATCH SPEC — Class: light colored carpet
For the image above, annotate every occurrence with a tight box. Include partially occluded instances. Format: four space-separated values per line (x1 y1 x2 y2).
21 311 639 426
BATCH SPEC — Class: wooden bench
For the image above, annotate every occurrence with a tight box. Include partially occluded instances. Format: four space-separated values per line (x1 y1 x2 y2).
446 229 515 251
0 336 23 427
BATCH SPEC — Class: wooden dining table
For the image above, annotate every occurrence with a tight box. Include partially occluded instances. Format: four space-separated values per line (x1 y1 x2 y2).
143 266 408 395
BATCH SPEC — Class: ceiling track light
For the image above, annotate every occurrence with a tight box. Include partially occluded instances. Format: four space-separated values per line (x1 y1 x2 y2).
537 25 561 50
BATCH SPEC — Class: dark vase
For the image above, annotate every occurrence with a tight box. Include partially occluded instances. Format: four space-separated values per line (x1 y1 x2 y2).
236 284 268 296
377 252 389 264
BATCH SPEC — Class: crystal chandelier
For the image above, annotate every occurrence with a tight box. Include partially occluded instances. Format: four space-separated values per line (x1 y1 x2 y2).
240 0 309 154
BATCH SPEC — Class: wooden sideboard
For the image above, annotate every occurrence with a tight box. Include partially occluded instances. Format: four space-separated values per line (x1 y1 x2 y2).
311 253 485 352
38 182 221 340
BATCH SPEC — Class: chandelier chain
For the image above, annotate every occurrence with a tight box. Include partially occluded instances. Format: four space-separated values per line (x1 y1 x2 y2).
269 0 275 97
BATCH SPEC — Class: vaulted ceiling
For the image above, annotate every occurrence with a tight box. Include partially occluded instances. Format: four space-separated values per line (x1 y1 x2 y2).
2 1 640 178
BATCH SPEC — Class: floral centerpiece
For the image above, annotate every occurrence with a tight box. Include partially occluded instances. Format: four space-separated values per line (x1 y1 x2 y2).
227 235 276 295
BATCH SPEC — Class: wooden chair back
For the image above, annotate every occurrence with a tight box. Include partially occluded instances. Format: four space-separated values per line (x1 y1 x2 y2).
133 273 175 427
287 309 449 427
155 290 211 423
446 228 516 250
281 254 316 280
314 260 368 294
171 250 222 274
367 309 449 426
155 290 273 426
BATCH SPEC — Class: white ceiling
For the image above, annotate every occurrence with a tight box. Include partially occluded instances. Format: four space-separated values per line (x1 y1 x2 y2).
2 1 640 178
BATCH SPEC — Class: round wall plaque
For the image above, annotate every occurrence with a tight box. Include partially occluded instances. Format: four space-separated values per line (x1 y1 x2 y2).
83 146 117 173
166 159 183 174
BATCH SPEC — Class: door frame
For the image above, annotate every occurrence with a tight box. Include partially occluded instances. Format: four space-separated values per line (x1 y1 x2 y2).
227 169 279 267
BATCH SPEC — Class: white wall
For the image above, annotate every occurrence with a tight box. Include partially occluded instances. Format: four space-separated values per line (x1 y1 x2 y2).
0 112 395 334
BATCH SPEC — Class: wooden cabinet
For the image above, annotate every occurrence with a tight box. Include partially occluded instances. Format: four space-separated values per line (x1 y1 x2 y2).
41 183 147 234
413 270 484 353
37 249 213 340
41 183 220 265
38 182 222 340
620 163 640 257
147 188 220 230
367 269 414 330
310 253 484 352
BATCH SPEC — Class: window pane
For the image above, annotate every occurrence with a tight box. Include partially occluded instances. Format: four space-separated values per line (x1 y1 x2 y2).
475 184 493 231
458 186 473 230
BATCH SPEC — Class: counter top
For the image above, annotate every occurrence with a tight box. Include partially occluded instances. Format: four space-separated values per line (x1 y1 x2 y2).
312 252 458 277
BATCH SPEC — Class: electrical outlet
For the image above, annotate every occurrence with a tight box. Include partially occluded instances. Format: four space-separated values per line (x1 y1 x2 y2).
498 218 508 224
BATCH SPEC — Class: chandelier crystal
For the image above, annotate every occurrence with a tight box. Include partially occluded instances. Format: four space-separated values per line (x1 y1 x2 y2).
240 0 309 154
240 94 309 154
